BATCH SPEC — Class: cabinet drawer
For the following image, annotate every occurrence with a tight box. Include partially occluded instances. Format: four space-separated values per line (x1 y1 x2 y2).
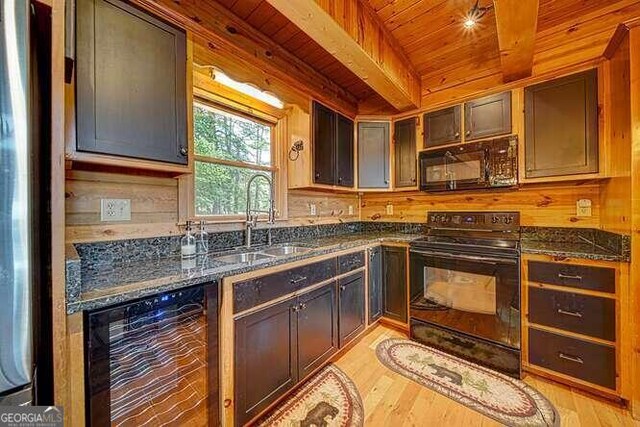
528 328 616 390
234 258 337 313
338 251 365 274
528 261 615 293
528 287 615 341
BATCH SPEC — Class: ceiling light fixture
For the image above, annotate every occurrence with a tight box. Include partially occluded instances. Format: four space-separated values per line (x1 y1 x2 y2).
463 0 493 29
204 67 284 109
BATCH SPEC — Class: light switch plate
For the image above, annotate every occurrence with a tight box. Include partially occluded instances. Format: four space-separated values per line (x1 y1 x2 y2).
386 204 394 215
101 199 131 221
576 199 592 217
348 205 354 215
310 203 317 216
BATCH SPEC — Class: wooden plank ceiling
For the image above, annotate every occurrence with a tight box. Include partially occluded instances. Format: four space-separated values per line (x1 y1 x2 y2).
366 0 640 105
212 0 395 112
163 0 640 113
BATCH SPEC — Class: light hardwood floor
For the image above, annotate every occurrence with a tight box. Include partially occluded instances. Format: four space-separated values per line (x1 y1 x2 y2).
333 325 639 426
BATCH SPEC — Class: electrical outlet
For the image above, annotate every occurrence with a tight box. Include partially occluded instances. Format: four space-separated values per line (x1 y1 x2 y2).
101 199 131 221
576 199 592 217
348 205 354 215
386 203 394 215
310 203 317 216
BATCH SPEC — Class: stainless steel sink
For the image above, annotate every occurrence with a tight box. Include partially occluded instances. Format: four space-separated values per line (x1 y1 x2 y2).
214 252 274 264
259 245 312 256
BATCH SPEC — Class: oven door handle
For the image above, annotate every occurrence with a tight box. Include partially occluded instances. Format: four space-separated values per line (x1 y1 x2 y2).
410 249 518 265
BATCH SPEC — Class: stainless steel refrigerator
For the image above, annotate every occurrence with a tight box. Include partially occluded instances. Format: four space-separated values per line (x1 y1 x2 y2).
0 0 53 406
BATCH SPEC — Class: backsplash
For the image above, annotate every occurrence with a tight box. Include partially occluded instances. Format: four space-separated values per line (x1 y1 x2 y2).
74 221 429 269
73 222 630 271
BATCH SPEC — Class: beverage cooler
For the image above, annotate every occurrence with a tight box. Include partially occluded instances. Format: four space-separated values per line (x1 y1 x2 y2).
84 283 219 426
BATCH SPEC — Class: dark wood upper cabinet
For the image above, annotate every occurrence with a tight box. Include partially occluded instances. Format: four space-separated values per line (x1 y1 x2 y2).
368 246 383 324
312 101 354 187
296 282 338 380
312 101 337 185
464 91 512 141
358 122 390 189
524 69 599 178
338 272 365 348
423 105 461 148
394 117 417 187
76 0 187 165
235 297 297 425
336 114 355 187
382 246 408 323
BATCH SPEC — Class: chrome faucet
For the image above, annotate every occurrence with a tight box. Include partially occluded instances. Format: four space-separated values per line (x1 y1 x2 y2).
245 173 276 248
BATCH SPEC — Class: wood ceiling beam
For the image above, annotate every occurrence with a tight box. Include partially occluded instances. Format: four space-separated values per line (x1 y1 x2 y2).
265 0 421 111
494 0 540 82
128 0 359 117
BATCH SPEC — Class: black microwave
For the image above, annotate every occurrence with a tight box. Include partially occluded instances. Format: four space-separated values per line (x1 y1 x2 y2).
419 136 518 192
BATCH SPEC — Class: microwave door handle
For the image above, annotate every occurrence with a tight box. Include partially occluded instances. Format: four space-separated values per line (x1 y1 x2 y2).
410 249 518 265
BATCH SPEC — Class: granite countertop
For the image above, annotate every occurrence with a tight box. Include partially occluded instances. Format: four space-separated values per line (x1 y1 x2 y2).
520 240 627 262
66 232 421 314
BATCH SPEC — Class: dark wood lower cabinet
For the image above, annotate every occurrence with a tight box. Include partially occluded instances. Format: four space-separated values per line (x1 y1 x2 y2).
383 246 408 323
234 282 339 425
235 297 298 426
297 282 338 380
368 246 383 323
338 272 365 347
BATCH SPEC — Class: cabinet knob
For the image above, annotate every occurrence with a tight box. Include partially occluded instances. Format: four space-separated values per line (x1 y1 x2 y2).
179 146 188 156
454 132 460 138
338 177 342 183
465 131 471 136
224 399 232 408
340 285 346 291
315 172 320 179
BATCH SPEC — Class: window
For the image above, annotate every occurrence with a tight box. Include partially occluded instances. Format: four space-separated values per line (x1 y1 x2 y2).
193 102 275 217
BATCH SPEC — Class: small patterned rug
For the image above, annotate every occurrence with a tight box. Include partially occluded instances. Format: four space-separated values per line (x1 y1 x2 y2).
256 364 364 427
376 338 560 426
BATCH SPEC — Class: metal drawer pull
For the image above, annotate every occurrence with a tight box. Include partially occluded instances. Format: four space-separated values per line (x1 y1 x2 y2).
558 273 583 281
290 276 307 285
558 352 584 364
557 308 582 318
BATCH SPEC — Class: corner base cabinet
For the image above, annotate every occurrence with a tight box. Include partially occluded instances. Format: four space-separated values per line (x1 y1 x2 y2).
382 246 408 323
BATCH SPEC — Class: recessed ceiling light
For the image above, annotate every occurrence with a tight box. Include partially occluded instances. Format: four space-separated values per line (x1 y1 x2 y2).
463 0 493 29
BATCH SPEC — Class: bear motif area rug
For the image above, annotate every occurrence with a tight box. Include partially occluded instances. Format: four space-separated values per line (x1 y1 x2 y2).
376 338 560 427
256 364 364 427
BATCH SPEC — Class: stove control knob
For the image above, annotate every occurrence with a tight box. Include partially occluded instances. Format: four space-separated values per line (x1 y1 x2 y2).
492 216 500 224
505 216 513 224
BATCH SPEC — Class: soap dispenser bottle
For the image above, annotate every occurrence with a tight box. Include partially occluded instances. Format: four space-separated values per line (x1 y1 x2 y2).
181 221 197 259
195 220 209 255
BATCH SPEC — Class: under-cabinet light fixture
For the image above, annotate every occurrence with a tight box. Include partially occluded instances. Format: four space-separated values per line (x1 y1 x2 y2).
463 0 493 29
211 68 284 109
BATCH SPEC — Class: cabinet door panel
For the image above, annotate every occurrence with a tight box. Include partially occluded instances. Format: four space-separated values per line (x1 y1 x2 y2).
313 101 336 185
368 247 383 323
336 114 354 187
424 106 461 148
338 272 365 347
394 118 417 187
76 0 187 164
464 92 512 141
297 282 338 380
383 246 408 323
525 70 598 178
235 297 297 425
358 122 390 188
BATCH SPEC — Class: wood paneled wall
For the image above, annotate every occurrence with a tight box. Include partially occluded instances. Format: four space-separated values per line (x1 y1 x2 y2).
601 33 632 234
65 171 359 243
360 183 601 228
